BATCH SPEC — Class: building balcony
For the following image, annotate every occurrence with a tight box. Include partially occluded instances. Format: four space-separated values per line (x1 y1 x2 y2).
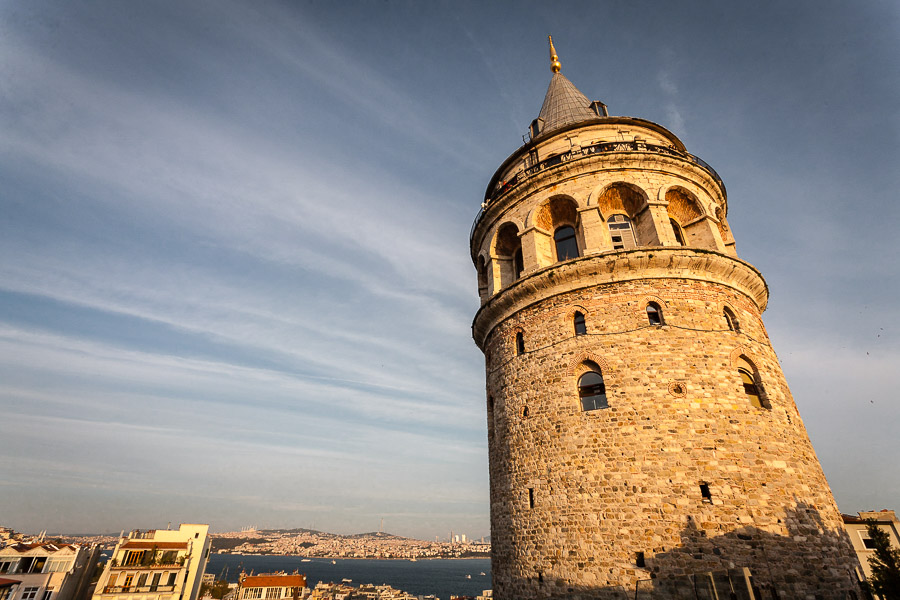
471 140 726 244
109 564 183 570
101 586 176 594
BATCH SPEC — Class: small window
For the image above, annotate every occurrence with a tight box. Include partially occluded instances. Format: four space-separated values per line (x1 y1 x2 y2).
578 368 608 411
723 307 740 332
22 588 39 600
646 302 664 325
515 331 525 356
739 368 763 408
42 591 52 600
528 488 535 509
670 218 686 246
636 552 646 568
514 248 524 279
700 483 712 503
859 531 878 550
554 225 580 261
607 214 636 250
522 406 529 418
573 311 587 336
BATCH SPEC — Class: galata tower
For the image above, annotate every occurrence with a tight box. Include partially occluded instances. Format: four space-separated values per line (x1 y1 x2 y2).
470 38 860 600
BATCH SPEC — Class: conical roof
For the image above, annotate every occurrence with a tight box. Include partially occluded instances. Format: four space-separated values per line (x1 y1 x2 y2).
536 72 596 135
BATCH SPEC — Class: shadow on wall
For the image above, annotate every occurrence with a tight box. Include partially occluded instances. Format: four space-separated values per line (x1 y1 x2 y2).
506 503 865 600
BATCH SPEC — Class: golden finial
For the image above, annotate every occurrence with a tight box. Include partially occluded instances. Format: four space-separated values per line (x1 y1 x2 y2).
548 35 561 73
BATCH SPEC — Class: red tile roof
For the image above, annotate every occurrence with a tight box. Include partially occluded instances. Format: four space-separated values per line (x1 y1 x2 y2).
0 578 21 588
241 575 306 589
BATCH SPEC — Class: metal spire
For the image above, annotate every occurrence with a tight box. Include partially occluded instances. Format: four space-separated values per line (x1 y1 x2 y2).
548 35 561 73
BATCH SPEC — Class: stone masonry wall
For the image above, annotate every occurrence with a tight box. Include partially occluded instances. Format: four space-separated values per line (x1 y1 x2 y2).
481 272 859 600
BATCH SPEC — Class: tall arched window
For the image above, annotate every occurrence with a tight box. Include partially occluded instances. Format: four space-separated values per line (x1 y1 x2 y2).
573 311 587 336
646 302 664 326
515 331 525 356
554 225 580 261
578 364 607 411
737 357 767 409
607 214 637 250
723 307 740 332
514 248 524 279
670 218 686 246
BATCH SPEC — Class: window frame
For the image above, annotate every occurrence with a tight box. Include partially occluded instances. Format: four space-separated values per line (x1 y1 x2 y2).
578 369 608 411
21 588 39 600
646 302 664 326
573 311 587 336
723 307 740 332
553 225 580 261
670 218 686 246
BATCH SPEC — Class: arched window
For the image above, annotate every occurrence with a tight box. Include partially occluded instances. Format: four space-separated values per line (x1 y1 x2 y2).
573 311 587 336
723 307 740 332
737 357 767 409
578 366 608 411
515 331 525 356
646 302 664 326
670 218 686 246
514 248 524 279
739 368 762 408
553 226 580 261
607 214 637 250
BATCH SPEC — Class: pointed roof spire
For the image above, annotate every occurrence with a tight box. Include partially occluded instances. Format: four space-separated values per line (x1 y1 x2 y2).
548 35 561 73
535 37 597 136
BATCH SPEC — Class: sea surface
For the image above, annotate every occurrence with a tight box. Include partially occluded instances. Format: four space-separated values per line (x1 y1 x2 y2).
207 554 491 599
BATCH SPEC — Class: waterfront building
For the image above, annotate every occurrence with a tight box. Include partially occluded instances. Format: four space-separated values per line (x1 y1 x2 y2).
0 542 99 600
92 524 210 600
470 38 862 599
236 573 305 600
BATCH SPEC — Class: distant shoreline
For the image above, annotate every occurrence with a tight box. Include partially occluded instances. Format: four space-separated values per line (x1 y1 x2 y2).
215 552 489 560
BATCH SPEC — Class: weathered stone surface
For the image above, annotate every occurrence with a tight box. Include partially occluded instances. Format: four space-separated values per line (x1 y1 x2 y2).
470 118 860 599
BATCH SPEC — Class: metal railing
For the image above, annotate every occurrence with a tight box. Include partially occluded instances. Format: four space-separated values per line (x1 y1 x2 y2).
469 141 726 245
102 586 175 594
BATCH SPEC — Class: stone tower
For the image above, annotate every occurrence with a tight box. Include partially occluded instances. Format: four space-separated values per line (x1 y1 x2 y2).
470 39 860 599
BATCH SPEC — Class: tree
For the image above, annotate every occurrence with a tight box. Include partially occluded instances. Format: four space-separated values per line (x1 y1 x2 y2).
200 580 231 599
863 519 900 600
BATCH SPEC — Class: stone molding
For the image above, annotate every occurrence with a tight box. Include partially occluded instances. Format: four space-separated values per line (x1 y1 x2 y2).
472 248 769 347
565 352 610 376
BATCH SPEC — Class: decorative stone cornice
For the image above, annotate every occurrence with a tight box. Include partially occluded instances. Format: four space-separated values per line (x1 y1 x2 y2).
472 247 768 347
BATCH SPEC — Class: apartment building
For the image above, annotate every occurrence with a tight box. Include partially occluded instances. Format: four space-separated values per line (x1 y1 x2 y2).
92 524 210 600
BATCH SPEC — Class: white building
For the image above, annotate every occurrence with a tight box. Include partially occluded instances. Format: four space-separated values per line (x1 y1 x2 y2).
92 524 210 600
237 574 306 600
842 510 900 593
0 542 99 600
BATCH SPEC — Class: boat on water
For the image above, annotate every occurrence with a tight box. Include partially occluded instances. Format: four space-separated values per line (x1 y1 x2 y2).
300 559 311 562
480 572 486 576
409 558 417 562
331 560 336 565
341 579 352 583
465 575 471 579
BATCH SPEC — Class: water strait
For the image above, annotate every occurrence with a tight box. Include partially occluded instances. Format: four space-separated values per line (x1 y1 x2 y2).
207 554 492 599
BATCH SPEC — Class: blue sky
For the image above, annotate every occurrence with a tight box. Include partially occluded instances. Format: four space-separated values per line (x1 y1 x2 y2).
1 1 898 539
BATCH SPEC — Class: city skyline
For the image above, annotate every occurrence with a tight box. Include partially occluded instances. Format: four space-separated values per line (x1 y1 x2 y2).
1 1 898 539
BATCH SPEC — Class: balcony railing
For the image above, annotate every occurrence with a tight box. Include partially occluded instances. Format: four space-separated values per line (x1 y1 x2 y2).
102 586 175 594
110 563 183 570
470 140 726 244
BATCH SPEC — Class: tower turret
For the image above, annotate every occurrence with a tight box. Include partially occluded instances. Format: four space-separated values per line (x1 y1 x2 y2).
470 40 860 600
